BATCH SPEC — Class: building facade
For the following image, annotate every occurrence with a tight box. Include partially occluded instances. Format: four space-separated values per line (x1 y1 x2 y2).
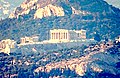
115 36 120 43
0 39 16 48
0 39 16 55
50 29 86 43
20 36 39 44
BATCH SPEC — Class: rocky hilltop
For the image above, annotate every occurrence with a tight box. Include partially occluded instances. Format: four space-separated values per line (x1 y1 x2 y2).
0 0 120 41
9 0 90 19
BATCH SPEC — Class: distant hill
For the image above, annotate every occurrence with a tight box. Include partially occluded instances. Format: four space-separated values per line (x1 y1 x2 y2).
0 0 120 41
0 0 24 19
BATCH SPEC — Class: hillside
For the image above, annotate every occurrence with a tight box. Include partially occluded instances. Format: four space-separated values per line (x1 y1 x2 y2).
0 0 120 41
0 40 120 77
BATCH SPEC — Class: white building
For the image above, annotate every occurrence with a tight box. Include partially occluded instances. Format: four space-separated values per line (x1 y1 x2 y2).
0 39 16 55
20 35 39 44
50 29 86 43
115 36 120 43
1 39 16 48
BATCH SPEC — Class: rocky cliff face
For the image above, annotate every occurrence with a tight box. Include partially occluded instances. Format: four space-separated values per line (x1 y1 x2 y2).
34 4 65 19
9 0 90 19
33 41 120 77
34 49 119 77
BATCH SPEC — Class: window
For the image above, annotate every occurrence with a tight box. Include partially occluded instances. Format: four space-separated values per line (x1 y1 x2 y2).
54 33 55 39
66 33 67 39
64 33 66 39
52 33 54 39
56 33 58 39
78 33 79 37
59 32 60 39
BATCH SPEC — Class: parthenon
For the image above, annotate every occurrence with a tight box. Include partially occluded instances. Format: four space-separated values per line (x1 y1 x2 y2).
50 29 86 42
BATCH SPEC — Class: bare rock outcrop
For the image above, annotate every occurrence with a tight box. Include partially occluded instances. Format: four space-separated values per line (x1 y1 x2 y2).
34 4 64 19
34 51 119 76
9 0 90 19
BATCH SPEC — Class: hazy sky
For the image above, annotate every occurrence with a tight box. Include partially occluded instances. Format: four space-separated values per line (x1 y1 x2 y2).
104 0 120 8
0 0 120 8
5 0 120 8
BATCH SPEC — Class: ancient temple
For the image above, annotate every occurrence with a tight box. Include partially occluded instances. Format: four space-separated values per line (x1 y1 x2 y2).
50 29 86 42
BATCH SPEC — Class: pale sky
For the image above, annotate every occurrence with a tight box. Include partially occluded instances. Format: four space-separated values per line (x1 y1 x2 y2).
2 0 120 8
104 0 120 8
0 0 120 8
